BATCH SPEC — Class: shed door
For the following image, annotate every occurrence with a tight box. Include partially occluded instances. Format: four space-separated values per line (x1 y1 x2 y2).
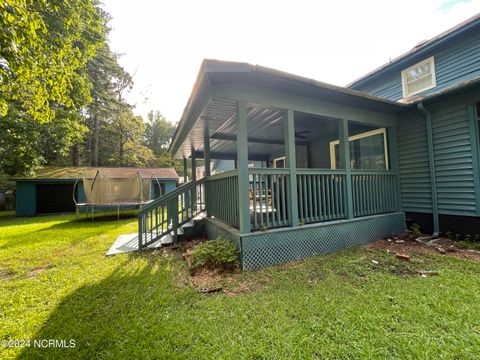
36 184 76 214
153 183 166 199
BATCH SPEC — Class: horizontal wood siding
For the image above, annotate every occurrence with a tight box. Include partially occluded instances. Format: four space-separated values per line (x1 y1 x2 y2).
351 32 480 100
431 102 477 216
397 111 432 213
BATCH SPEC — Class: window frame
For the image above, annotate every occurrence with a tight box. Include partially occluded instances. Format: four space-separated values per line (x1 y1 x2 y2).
329 127 389 170
273 156 286 168
401 56 437 98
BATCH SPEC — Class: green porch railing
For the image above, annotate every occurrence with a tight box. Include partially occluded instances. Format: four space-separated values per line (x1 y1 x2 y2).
206 170 240 228
296 169 347 224
137 178 205 249
138 168 400 240
352 170 398 217
249 168 291 230
247 168 399 230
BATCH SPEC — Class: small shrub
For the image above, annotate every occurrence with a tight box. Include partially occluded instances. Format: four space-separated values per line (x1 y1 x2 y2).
410 223 422 236
189 237 239 271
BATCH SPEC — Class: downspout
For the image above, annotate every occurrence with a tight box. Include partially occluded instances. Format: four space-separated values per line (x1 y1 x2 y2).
417 102 440 236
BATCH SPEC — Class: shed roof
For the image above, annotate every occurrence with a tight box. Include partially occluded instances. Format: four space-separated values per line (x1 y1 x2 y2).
14 167 179 180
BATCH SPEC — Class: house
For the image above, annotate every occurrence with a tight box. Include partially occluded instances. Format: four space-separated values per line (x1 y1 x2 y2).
138 14 480 269
14 167 178 216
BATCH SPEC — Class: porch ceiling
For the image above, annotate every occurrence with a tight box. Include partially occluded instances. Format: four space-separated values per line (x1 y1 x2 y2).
178 98 381 161
171 59 408 159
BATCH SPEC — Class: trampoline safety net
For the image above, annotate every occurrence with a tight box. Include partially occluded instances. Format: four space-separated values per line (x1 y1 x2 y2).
82 170 153 205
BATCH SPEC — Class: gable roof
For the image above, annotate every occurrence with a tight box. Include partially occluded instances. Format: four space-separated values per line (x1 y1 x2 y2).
14 167 179 180
347 12 480 89
169 59 408 158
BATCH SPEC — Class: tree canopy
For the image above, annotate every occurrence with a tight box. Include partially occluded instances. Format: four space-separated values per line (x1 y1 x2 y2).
0 0 104 122
0 1 182 177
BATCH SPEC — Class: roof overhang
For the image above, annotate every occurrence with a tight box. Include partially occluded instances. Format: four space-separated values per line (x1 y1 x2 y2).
169 59 409 159
348 13 480 89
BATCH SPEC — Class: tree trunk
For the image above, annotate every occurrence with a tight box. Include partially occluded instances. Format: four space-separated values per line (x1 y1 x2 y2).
93 115 99 167
119 133 124 167
71 144 79 166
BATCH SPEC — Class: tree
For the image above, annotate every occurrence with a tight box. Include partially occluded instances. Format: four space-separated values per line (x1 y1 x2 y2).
0 0 104 122
82 43 133 166
0 109 85 174
103 108 156 167
0 0 105 175
144 110 183 174
144 111 176 155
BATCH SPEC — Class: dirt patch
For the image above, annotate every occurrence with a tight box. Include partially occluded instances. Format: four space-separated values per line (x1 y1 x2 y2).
27 264 55 277
187 268 253 296
364 233 480 262
0 268 16 280
172 237 253 295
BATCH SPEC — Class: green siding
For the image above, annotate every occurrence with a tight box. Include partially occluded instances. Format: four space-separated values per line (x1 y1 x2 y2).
397 110 433 213
15 182 36 216
350 32 480 100
398 90 480 218
164 181 177 194
430 102 477 216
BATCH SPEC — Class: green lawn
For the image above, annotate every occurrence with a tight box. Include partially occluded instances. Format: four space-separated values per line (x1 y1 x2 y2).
1 212 480 359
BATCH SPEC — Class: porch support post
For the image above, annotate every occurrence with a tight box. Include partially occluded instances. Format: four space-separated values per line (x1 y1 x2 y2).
237 101 251 233
204 131 211 217
191 149 197 182
183 157 188 183
204 132 211 177
191 148 197 214
285 109 299 227
339 119 354 219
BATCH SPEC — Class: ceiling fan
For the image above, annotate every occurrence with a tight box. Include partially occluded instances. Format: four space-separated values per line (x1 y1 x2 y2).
295 130 310 139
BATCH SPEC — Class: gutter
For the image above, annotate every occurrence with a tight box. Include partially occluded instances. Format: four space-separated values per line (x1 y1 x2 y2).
417 102 440 236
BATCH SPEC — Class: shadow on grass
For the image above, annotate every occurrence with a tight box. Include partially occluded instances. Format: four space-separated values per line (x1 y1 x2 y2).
0 216 134 250
19 253 195 359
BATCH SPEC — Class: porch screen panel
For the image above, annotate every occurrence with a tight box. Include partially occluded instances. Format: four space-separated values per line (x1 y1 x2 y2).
331 128 388 170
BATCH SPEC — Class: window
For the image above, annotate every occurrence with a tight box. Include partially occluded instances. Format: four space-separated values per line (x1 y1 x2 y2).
401 57 436 97
329 128 389 170
273 156 286 168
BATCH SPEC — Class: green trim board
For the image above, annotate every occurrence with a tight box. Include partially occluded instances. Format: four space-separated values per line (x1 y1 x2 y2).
236 101 251 233
284 109 299 227
205 212 406 270
210 83 398 127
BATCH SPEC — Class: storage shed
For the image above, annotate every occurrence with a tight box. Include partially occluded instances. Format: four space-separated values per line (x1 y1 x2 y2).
14 167 178 216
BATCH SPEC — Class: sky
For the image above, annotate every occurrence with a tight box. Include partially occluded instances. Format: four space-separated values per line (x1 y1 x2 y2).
101 0 480 123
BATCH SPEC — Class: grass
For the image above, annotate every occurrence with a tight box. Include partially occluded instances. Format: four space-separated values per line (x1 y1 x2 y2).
0 212 480 359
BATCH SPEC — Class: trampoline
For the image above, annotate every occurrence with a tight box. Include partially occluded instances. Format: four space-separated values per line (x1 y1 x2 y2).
74 169 162 219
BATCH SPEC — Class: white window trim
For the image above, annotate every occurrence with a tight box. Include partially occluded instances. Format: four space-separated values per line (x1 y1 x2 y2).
329 128 389 170
401 56 437 98
273 156 286 168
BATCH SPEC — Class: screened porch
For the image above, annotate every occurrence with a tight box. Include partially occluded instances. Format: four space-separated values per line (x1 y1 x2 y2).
183 100 401 233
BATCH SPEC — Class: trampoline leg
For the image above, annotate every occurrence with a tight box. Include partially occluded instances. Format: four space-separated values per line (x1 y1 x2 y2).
117 205 120 220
